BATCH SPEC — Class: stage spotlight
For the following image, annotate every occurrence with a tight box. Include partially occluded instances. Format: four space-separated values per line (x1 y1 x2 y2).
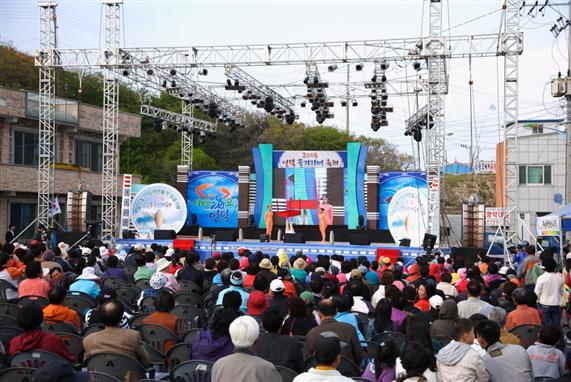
316 115 326 124
264 96 275 113
380 61 389 70
355 63 363 71
352 100 358 107
198 131 206 144
226 79 232 86
147 69 154 75
162 79 167 88
122 69 129 76
371 75 377 83
413 61 422 71
303 76 309 84
184 99 190 105
171 80 176 88
371 123 380 132
154 119 164 133
328 64 338 72
313 77 319 84
198 69 208 76
381 75 387 83
285 113 295 125
413 129 422 142
300 101 306 107
341 100 347 107
170 69 177 76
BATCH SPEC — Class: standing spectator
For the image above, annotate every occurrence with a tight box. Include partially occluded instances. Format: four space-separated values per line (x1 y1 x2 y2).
475 320 533 382
437 273 458 297
281 296 317 337
436 318 488 382
192 307 239 363
101 255 127 281
505 288 542 330
429 299 458 338
69 267 101 299
9 302 75 362
5 223 16 245
256 307 305 372
457 280 491 318
18 261 50 299
212 315 280 382
535 258 564 327
42 287 81 330
361 340 399 382
527 324 565 379
518 246 541 290
176 252 204 287
293 335 354 382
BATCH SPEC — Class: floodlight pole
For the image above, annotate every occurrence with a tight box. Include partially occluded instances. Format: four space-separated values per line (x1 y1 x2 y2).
37 1 58 230
181 100 194 170
101 0 122 243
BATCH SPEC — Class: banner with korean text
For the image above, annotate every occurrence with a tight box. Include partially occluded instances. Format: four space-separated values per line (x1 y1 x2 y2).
187 171 239 227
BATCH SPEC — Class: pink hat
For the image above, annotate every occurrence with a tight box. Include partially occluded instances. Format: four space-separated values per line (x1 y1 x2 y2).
457 268 467 280
239 256 249 271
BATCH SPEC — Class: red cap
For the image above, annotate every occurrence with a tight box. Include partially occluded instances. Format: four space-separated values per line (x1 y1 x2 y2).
238 247 246 255
212 252 221 260
31 240 39 247
247 290 269 316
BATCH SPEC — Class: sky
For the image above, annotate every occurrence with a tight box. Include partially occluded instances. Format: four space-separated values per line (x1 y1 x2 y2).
1 0 568 168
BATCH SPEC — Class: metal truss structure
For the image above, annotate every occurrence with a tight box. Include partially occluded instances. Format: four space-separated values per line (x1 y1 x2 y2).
181 100 193 170
35 0 522 247
139 105 217 134
37 2 58 229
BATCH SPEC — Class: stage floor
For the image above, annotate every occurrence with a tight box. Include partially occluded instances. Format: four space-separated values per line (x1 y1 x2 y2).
116 237 424 264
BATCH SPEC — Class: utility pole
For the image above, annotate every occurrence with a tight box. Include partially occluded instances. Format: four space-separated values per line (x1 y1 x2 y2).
345 65 350 134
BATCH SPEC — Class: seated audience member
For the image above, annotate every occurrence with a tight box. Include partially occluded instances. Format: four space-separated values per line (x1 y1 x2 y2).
551 351 571 382
137 272 169 309
133 253 156 282
69 267 101 299
212 315 280 382
101 255 127 280
257 258 278 285
306 299 362 365
34 359 90 382
396 317 438 381
333 293 366 344
86 288 130 328
487 306 520 345
42 286 81 330
429 299 458 338
368 299 396 338
395 342 434 382
436 272 458 297
505 287 542 330
281 296 318 337
41 250 62 272
176 252 204 287
246 290 269 317
257 307 304 372
154 258 180 294
293 335 354 382
142 290 178 352
413 283 432 312
192 307 239 363
457 280 491 319
216 271 250 312
83 300 150 382
269 278 289 316
527 324 566 379
9 302 75 362
475 319 533 382
18 261 51 299
348 280 373 315
361 340 399 382
436 318 488 382
0 251 25 300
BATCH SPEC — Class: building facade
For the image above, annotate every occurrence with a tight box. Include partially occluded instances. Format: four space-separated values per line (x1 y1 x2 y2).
0 87 141 239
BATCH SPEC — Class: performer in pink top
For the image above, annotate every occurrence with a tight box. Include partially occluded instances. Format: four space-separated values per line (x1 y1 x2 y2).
320 194 333 225
264 204 273 240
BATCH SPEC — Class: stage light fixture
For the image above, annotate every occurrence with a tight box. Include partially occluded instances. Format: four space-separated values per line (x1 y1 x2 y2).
264 96 275 113
198 69 208 76
328 64 338 72
380 61 389 70
285 113 296 125
355 64 363 71
198 131 206 144
300 101 306 107
352 100 358 107
413 61 422 71
340 100 347 107
171 80 176 88
162 79 167 88
226 79 232 86
170 69 177 76
153 119 164 133
371 123 380 132
371 75 377 83
146 69 154 75
122 69 129 76
381 75 387 83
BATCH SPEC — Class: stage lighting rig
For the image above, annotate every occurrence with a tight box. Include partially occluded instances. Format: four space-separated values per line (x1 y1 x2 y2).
404 104 434 142
365 60 393 131
305 63 334 124
224 64 298 125
141 104 217 137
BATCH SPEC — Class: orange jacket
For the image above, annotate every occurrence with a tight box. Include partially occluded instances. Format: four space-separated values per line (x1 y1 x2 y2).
43 304 81 330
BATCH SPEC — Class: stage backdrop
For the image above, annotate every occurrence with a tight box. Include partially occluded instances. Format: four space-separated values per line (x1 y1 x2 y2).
252 143 367 229
130 183 187 239
379 172 428 247
187 171 239 227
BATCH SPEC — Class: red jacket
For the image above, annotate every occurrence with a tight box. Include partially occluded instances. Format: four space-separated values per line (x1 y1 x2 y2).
9 328 75 363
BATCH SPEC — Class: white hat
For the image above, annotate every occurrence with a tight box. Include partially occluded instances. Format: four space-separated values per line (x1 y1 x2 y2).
499 266 510 276
270 279 285 293
150 272 168 289
155 257 171 272
566 253 571 260
99 246 109 258
77 267 99 280
81 247 92 256
429 295 444 309
165 248 175 258
133 244 144 252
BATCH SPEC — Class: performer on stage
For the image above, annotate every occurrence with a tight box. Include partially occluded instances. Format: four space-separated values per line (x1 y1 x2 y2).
320 194 333 226
264 204 273 241
285 218 295 234
318 207 327 243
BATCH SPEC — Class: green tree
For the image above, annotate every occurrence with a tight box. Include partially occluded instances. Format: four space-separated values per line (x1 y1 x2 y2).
357 136 415 171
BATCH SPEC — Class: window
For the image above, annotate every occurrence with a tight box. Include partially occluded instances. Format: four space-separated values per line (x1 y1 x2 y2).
519 165 552 185
9 203 37 239
13 130 39 166
74 140 102 172
531 125 544 134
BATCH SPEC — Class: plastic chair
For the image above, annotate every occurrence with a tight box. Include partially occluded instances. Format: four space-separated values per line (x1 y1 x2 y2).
103 277 128 289
90 371 122 382
64 294 95 314
182 328 202 343
0 313 18 327
305 355 362 377
174 292 203 307
136 279 151 290
432 336 452 348
141 296 157 314
510 324 541 349
43 320 79 334
0 280 18 302
0 302 21 318
10 350 67 369
178 280 202 295
170 360 213 381
371 331 407 350
116 286 141 306
0 326 23 350
138 323 180 355
171 305 207 333
83 323 106 337
55 332 84 364
166 342 192 370
17 296 49 309
275 365 298 382
129 313 151 328
0 367 35 382
362 340 379 362
352 378 373 382
85 352 154 381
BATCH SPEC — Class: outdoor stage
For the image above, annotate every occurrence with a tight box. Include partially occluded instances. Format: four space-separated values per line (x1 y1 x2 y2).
115 238 424 265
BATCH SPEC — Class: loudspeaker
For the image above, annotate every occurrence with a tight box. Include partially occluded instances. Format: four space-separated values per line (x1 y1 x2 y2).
247 214 255 227
399 238 411 247
215 230 237 241
350 233 370 246
122 230 136 239
260 234 270 242
284 232 305 243
423 233 437 253
154 230 177 240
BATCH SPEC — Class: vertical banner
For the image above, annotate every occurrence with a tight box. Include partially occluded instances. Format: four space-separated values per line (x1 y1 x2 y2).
187 171 239 227
120 174 132 232
379 172 428 247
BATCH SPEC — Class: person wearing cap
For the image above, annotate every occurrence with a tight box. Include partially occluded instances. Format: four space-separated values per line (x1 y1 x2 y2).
43 286 81 330
155 257 180 293
258 257 277 285
293 334 354 382
175 252 204 287
86 288 131 328
257 307 305 373
83 300 150 382
306 299 363 365
347 268 372 300
137 272 169 309
247 290 269 317
277 249 289 268
212 315 281 382
69 266 101 299
18 261 51 299
216 271 250 313
269 278 289 316
9 302 75 363
41 250 62 273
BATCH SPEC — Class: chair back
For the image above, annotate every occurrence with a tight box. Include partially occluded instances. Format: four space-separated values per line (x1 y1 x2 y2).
0 280 18 301
510 324 541 349
305 355 362 377
103 277 128 289
129 313 151 328
11 350 67 369
174 292 203 307
0 302 21 318
170 360 213 382
83 323 106 337
171 305 206 333
17 296 49 309
55 332 84 364
352 311 370 337
85 352 148 382
0 313 18 327
275 365 298 382
371 331 407 350
64 295 95 314
182 328 201 343
0 367 35 382
116 286 141 307
140 296 157 313
0 326 23 350
135 279 151 289
90 371 122 382
178 280 202 295
166 342 192 370
137 323 180 354
43 320 78 334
